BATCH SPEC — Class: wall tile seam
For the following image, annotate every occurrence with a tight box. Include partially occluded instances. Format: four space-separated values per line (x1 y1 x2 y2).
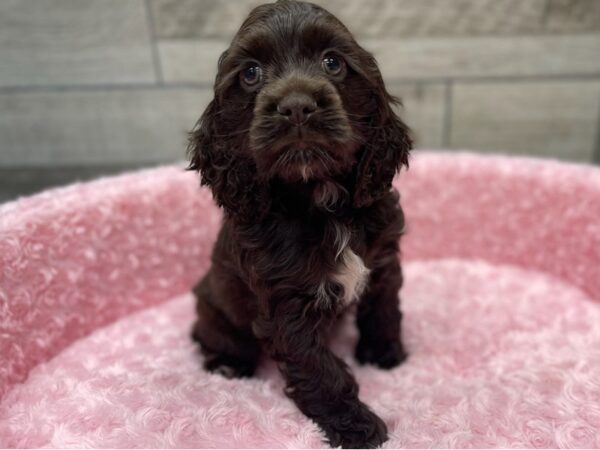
442 80 453 148
154 31 600 41
143 0 165 84
594 93 600 163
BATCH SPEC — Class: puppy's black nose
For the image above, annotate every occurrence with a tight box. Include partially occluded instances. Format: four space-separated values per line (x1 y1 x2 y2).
277 93 317 126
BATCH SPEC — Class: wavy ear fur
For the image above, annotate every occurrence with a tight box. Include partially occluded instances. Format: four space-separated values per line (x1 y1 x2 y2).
187 99 267 222
353 92 412 208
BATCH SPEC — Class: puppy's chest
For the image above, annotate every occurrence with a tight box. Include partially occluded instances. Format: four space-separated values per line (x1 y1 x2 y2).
317 221 370 309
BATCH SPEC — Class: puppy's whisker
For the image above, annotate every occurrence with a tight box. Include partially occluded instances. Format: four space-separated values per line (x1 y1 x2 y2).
211 128 252 138
345 113 372 118
347 120 388 131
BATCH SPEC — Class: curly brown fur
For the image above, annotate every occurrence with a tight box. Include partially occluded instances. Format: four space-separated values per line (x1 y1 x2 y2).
188 1 412 448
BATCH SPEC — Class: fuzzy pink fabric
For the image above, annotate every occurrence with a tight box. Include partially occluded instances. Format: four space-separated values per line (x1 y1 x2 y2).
1 152 599 448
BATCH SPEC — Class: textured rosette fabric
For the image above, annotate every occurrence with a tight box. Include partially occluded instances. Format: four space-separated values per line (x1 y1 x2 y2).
1 153 599 448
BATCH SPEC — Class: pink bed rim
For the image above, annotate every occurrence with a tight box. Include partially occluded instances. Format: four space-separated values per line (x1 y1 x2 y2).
1 152 599 448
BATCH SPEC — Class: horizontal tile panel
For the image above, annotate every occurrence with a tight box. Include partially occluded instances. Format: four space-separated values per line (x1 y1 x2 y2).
0 84 445 164
363 34 600 81
450 81 600 161
153 0 599 38
388 84 447 149
0 89 211 165
157 35 600 85
152 0 261 39
0 0 156 87
152 0 578 39
323 0 548 39
159 40 226 84
545 0 600 33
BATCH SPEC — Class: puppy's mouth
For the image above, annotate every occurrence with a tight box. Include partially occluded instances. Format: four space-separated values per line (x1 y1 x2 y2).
250 115 356 182
273 146 335 182
272 124 331 151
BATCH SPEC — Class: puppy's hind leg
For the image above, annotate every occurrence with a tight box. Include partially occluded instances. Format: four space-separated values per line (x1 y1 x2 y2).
191 275 260 378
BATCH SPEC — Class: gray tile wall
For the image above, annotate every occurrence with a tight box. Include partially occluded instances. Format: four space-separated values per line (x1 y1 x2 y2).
1 0 599 200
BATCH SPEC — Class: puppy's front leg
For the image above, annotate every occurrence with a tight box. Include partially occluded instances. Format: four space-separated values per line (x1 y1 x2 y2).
356 251 408 369
254 297 387 449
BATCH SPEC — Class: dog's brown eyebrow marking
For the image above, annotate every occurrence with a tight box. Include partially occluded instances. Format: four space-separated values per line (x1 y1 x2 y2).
235 29 277 63
232 23 351 70
298 21 345 53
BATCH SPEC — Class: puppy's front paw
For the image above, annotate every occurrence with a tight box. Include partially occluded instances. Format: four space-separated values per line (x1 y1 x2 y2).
322 403 388 449
203 353 256 379
355 338 407 369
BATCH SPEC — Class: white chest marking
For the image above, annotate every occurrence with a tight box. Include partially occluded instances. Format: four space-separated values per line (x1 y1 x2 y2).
332 247 370 306
316 222 370 308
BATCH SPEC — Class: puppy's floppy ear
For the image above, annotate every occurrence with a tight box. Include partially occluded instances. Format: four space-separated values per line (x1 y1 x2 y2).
353 87 412 208
187 98 267 221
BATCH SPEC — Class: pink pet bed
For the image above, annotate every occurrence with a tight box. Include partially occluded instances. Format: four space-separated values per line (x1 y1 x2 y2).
1 152 599 448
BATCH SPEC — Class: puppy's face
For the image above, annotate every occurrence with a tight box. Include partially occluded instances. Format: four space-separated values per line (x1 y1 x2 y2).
189 0 411 218
213 1 385 183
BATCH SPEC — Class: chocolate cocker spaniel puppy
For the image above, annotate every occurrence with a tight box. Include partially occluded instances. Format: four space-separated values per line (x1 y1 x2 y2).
188 0 412 447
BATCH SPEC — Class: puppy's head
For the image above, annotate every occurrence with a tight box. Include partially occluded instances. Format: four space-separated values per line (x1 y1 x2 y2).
189 0 412 219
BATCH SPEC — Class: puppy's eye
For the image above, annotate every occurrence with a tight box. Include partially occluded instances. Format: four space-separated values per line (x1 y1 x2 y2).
241 64 262 86
322 54 345 76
